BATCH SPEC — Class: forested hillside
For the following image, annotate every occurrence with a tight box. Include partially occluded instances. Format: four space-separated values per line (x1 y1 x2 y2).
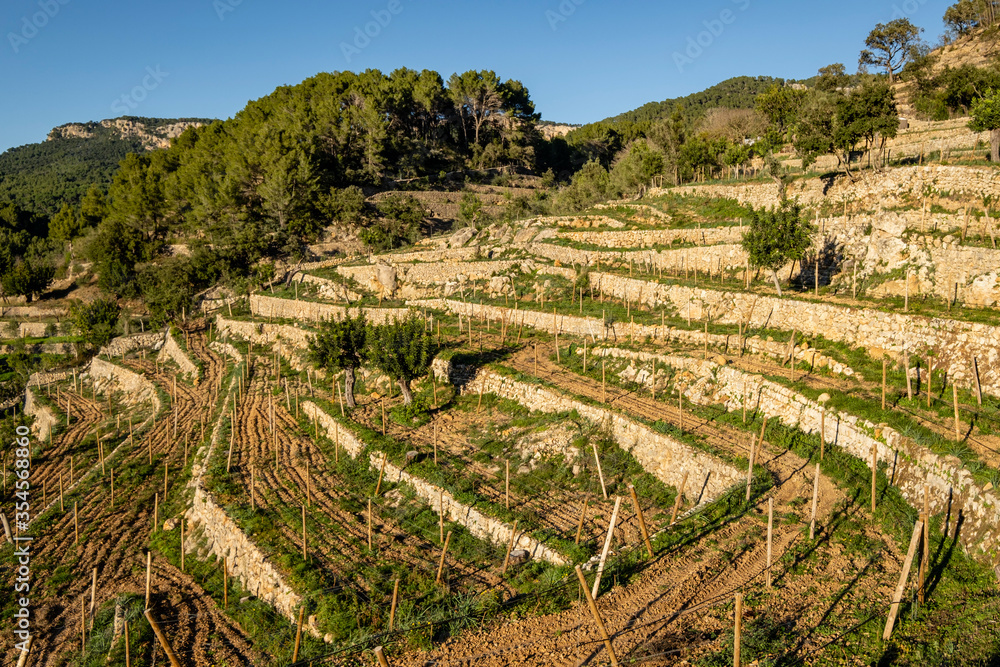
0 117 211 216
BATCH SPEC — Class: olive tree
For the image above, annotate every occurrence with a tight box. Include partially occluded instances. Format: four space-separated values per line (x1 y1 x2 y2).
741 201 814 297
367 313 433 405
307 312 368 408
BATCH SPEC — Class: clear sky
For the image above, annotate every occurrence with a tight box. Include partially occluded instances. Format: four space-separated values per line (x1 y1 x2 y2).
1 0 955 153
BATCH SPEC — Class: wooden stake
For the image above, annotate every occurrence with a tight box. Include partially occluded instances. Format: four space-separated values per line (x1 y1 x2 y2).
439 489 444 542
375 453 388 496
436 530 453 584
223 558 228 609
180 519 185 572
574 566 620 667
920 484 930 603
301 504 307 561
974 357 983 405
592 443 608 500
575 498 589 544
883 520 924 640
629 485 654 559
144 551 151 609
927 354 933 409
809 463 820 540
953 383 961 441
144 610 183 667
905 353 913 400
733 593 743 667
502 519 519 575
153 493 158 533
367 499 373 550
74 501 79 544
820 408 826 460
388 578 401 631
292 605 305 663
601 359 606 403
670 472 688 525
882 358 887 411
373 647 390 667
124 620 130 667
505 460 510 509
766 497 774 588
745 434 757 501
871 445 878 514
592 496 622 599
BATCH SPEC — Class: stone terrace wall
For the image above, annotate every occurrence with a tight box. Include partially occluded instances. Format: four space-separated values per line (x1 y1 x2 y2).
409 299 854 376
536 268 1000 400
459 369 743 502
592 346 1000 560
558 227 744 248
302 401 566 564
339 260 530 287
157 332 199 380
249 294 414 325
668 165 1000 212
98 332 166 359
185 371 316 637
532 242 749 273
24 388 58 442
89 357 160 408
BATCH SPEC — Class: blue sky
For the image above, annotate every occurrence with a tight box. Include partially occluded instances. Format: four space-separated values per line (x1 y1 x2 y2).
1 0 954 153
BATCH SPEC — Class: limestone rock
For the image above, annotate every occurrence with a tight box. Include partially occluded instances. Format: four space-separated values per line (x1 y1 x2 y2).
375 264 397 295
450 227 477 248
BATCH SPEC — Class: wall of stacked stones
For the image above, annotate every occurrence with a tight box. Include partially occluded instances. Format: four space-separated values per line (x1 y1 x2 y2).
23 388 58 442
666 166 1000 212
588 346 1000 559
249 294 414 324
456 367 743 502
531 242 749 273
338 260 529 287
302 401 566 564
409 298 852 376
558 227 744 248
534 268 1000 400
157 332 199 379
98 332 166 359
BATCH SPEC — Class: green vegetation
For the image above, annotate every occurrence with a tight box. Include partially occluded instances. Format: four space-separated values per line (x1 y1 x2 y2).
742 201 814 296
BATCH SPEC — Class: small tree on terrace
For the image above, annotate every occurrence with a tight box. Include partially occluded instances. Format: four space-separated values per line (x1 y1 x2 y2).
741 201 814 297
71 297 121 350
308 312 368 408
368 314 433 405
970 89 1000 162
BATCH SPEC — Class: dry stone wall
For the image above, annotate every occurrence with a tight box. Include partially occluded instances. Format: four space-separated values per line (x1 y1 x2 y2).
302 401 565 564
23 388 58 442
89 357 160 408
535 268 1000 400
158 332 199 380
409 299 853 376
558 227 744 248
98 332 165 359
456 368 743 502
532 242 748 273
591 346 1000 560
185 372 317 638
249 294 414 325
668 165 1000 213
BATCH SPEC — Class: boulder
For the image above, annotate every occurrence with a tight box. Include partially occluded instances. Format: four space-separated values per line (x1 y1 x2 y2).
450 227 477 248
375 264 397 295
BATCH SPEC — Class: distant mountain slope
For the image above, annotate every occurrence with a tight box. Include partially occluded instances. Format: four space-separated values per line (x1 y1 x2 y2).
603 75 788 126
0 116 212 216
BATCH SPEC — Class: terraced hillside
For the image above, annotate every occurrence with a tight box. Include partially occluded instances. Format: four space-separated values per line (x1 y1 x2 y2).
5 161 1000 666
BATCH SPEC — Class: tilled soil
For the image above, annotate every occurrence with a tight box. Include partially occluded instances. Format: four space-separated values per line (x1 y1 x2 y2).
378 344 900 666
0 331 258 666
